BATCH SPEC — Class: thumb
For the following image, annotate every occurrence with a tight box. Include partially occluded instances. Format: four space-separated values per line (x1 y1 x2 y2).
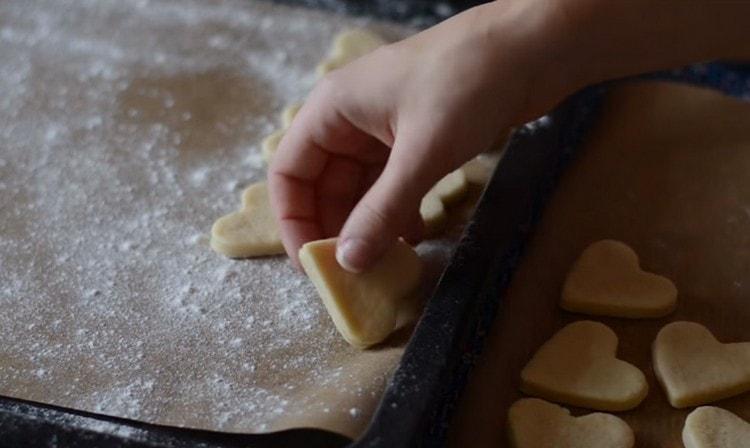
335 133 445 273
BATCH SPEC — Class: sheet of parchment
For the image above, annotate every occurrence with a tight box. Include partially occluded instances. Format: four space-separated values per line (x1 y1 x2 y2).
448 81 750 447
0 0 462 439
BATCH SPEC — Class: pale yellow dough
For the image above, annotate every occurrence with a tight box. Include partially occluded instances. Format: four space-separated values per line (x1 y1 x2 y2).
508 398 634 448
683 406 750 448
298 238 422 349
210 182 284 258
521 320 648 412
315 29 387 77
261 129 285 163
653 321 750 408
419 169 469 237
280 102 302 129
461 149 504 186
561 239 677 318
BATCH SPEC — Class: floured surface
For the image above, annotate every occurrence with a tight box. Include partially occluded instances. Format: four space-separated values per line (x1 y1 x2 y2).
0 0 460 438
448 82 750 447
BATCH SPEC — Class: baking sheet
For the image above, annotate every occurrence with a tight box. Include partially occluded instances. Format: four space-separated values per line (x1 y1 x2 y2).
0 0 462 439
447 81 750 447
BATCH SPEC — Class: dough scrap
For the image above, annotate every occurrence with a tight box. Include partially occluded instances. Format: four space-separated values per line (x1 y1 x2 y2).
508 398 634 448
316 29 387 77
653 321 750 408
298 238 422 349
521 320 648 412
683 406 750 448
561 239 677 318
261 129 285 163
210 182 285 258
420 169 469 237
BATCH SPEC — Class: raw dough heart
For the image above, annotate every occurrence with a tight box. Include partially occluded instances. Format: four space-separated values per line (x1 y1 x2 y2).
316 29 386 77
683 406 750 448
210 182 285 258
653 321 750 408
299 238 423 349
561 239 677 318
521 320 648 411
420 169 468 237
508 398 634 448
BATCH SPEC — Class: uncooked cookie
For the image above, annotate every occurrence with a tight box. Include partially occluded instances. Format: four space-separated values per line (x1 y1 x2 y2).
521 320 648 412
508 398 634 448
299 238 422 349
316 29 387 77
683 406 750 448
561 240 677 318
420 169 469 237
210 182 285 258
653 321 750 408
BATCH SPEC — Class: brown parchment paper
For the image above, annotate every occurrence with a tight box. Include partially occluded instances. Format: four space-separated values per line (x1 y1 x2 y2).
448 81 750 447
0 0 464 439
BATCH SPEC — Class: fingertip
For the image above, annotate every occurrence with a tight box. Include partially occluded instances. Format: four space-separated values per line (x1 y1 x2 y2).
336 237 376 273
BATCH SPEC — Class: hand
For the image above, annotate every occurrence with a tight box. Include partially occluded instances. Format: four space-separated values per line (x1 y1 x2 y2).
269 0 578 272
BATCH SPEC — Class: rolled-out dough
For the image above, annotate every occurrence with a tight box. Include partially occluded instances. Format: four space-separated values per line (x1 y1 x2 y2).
561 239 677 318
508 398 634 448
653 321 750 408
299 238 423 348
520 321 648 412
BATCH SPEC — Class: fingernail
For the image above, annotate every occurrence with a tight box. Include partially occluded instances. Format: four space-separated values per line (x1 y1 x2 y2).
336 238 372 273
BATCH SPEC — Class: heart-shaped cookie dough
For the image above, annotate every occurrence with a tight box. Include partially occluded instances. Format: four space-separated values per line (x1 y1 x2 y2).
299 238 422 349
508 398 634 448
683 406 750 448
420 169 468 237
521 321 648 411
210 182 285 258
653 321 750 408
561 240 677 318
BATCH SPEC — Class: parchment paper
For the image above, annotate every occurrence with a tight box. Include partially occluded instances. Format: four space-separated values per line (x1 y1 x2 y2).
448 82 750 447
0 0 460 439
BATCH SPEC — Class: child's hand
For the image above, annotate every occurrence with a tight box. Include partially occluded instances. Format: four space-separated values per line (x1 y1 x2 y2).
269 0 750 272
270 1 576 272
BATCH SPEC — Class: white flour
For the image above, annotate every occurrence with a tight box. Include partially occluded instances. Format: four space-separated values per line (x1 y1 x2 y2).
0 0 458 438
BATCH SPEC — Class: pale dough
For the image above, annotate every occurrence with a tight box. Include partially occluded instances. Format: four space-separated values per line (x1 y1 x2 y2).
280 102 302 129
298 238 422 349
508 398 634 448
315 29 387 77
210 182 285 258
520 320 648 412
419 169 469 237
683 406 750 448
261 129 285 163
561 239 677 318
653 321 750 408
